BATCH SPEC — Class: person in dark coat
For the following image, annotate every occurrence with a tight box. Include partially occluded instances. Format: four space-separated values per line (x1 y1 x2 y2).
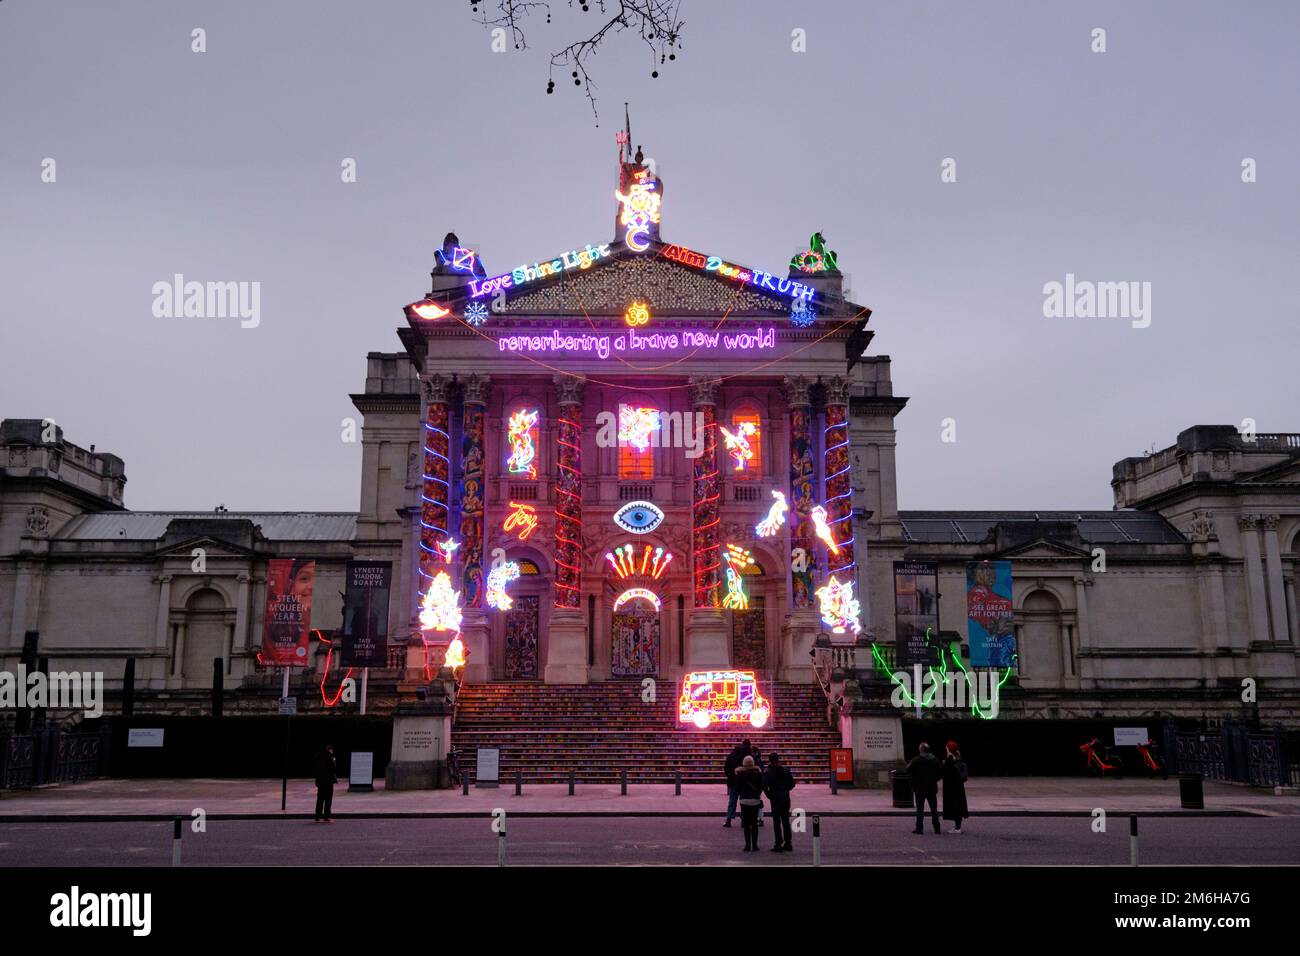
904 742 942 834
749 743 765 826
941 740 969 833
734 755 765 851
723 739 751 828
761 751 797 852
314 744 338 823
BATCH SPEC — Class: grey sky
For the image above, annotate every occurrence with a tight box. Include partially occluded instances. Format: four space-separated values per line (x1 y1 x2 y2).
2 1 1296 513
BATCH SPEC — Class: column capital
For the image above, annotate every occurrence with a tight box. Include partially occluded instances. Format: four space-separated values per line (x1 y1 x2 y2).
1238 513 1260 532
460 373 491 406
823 374 851 405
1261 513 1280 531
780 374 812 406
553 374 585 406
422 373 453 403
688 376 718 407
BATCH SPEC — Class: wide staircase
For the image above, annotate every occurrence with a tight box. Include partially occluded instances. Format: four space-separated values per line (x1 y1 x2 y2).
451 681 842 784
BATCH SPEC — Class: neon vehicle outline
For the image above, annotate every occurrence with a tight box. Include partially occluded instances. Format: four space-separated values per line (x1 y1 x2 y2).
678 669 771 730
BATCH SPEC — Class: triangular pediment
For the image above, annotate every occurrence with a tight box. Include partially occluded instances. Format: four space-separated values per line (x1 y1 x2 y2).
155 535 256 559
991 538 1091 560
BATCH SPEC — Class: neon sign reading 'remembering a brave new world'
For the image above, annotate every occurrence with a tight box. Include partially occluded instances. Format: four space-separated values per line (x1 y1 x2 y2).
497 326 778 360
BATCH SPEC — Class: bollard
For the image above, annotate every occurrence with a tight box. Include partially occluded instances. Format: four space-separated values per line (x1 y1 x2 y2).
675 770 681 796
462 773 470 796
171 817 182 867
515 770 521 796
568 769 575 796
829 768 838 795
812 815 821 867
1129 814 1139 867
498 822 507 866
621 768 628 796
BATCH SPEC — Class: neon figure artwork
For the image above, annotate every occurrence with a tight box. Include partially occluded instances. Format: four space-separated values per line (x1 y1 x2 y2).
755 490 788 537
815 574 861 635
618 405 661 453
506 408 540 478
614 168 661 252
721 543 755 610
789 232 838 274
434 537 460 563
678 670 771 730
790 299 815 328
419 570 462 634
613 500 664 534
503 500 540 541
485 561 521 611
811 504 841 555
718 420 758 472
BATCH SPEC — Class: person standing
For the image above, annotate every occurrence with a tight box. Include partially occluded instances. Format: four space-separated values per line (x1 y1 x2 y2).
723 739 750 828
941 740 970 833
314 743 338 823
735 755 765 852
762 751 797 852
750 743 765 826
904 742 942 834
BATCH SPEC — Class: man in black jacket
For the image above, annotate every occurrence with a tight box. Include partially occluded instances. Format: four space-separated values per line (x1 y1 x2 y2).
722 739 750 828
314 744 338 823
905 742 942 834
762 751 797 852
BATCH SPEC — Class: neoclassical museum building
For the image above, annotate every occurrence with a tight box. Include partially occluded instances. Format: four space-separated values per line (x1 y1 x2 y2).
2 147 1298 779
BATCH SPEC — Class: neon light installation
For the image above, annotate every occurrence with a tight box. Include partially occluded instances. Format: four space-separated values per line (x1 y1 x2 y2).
811 505 841 555
419 570 462 634
464 301 489 327
614 168 661 252
506 408 540 478
718 420 758 472
410 300 451 320
678 670 772 730
624 299 651 328
553 400 583 609
606 543 674 580
313 629 354 708
721 543 755 610
871 632 1015 720
417 390 451 655
790 299 815 328
503 500 540 540
434 537 460 563
485 561 521 611
618 405 661 453
823 401 855 576
613 587 662 613
661 243 816 303
755 490 788 537
613 500 664 534
435 244 487 277
789 232 838 274
443 636 467 671
494 326 777 359
816 574 861 636
468 243 614 299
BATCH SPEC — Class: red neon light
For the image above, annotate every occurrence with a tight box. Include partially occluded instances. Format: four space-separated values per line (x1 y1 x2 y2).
553 411 583 608
314 629 355 708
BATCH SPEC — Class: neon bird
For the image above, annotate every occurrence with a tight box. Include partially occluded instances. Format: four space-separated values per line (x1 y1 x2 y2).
718 421 758 471
618 405 660 453
411 300 451 320
755 490 788 537
485 561 521 611
815 575 861 636
506 408 540 478
811 504 840 555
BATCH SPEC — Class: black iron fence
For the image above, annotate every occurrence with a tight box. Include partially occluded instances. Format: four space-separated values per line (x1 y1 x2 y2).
0 723 112 790
1164 722 1296 788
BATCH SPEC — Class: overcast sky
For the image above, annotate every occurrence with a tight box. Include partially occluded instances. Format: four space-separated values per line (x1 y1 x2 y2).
2 1 1296 514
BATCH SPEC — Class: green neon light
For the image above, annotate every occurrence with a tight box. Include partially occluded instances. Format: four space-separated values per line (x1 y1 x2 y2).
871 628 1017 720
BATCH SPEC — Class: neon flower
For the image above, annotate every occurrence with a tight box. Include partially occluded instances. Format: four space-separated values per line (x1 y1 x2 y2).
721 544 755 610
678 670 771 729
464 301 489 327
755 490 788 537
444 636 467 671
503 500 540 540
618 405 660 453
485 561 521 611
719 420 758 471
613 587 662 612
811 504 840 555
615 169 661 253
435 537 460 563
411 300 451 320
506 408 540 478
816 575 861 636
419 570 462 634
624 299 651 328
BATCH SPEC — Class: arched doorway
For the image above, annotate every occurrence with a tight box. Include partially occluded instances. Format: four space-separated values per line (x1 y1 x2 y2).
180 587 230 687
1017 589 1065 685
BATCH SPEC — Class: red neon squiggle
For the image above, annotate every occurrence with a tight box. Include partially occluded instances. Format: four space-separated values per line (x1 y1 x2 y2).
314 630 355 708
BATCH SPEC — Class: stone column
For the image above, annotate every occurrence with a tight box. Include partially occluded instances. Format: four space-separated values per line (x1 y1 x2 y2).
458 373 490 683
823 375 855 580
685 377 728 667
1285 576 1298 649
408 373 452 688
1238 515 1272 645
780 375 819 680
151 574 172 689
546 375 589 683
1073 575 1092 688
1261 514 1290 642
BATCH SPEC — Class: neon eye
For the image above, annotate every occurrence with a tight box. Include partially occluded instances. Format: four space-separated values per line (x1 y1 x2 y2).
614 501 664 534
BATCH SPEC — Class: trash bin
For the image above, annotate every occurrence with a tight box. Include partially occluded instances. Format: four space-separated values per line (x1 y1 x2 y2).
1178 773 1204 809
890 770 912 808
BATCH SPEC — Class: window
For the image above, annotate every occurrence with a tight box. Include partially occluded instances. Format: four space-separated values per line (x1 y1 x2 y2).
725 410 762 479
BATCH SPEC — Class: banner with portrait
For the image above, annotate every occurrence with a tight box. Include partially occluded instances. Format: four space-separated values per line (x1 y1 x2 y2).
341 561 391 668
261 558 315 667
966 560 1016 667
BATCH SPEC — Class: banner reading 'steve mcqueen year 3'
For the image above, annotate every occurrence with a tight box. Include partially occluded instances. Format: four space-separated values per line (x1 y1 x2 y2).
261 558 315 666
341 561 391 668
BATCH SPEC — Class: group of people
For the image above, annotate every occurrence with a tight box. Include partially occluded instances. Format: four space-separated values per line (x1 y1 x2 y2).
723 739 797 852
904 740 969 834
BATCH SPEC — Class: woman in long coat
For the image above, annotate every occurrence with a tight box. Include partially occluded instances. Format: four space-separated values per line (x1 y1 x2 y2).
941 740 969 833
